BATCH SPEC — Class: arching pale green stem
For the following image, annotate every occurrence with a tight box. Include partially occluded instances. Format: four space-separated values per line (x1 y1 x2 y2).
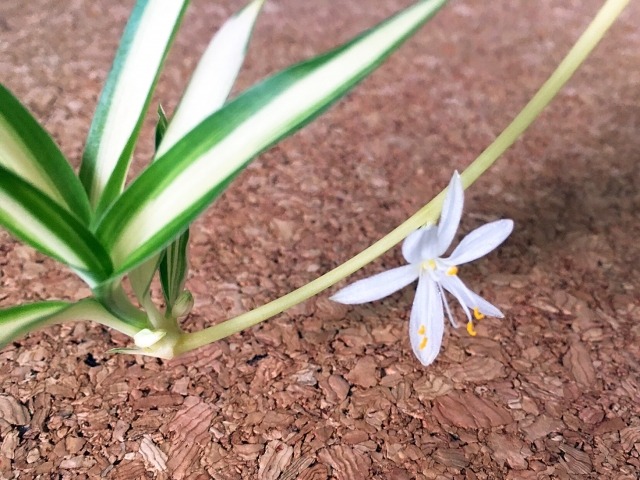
175 0 629 355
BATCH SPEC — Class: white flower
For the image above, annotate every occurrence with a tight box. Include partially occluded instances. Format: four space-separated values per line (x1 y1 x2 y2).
331 172 513 366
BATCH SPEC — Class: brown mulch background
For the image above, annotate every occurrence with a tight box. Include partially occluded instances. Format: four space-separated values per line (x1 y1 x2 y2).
1 0 639 478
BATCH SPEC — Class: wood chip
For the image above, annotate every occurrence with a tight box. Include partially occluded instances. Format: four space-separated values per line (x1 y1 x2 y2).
521 414 564 441
110 460 148 480
594 417 626 436
432 448 469 468
345 357 378 388
318 445 371 480
258 440 293 480
0 395 30 425
166 400 214 479
297 463 330 480
487 432 531 470
433 392 512 429
563 342 596 387
320 374 350 403
139 434 168 472
0 431 18 460
413 374 453 401
620 426 640 452
279 455 315 480
65 436 85 455
558 443 593 475
445 356 506 383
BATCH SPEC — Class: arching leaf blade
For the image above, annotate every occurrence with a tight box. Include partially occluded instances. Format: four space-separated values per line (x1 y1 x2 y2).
157 0 265 156
0 299 143 349
0 84 91 223
0 166 113 284
0 301 70 349
98 0 448 275
79 0 189 217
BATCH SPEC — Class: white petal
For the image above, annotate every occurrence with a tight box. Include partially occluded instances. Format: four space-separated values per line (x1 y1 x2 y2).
446 219 514 266
438 275 472 321
440 275 503 318
419 226 440 261
402 227 431 264
409 275 444 366
330 264 419 305
468 290 504 318
436 171 464 255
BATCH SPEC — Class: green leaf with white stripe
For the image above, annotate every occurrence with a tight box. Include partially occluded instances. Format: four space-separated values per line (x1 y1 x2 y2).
157 0 265 156
154 0 264 307
79 0 188 218
0 84 91 224
97 0 447 275
0 165 113 284
0 299 142 349
0 301 70 349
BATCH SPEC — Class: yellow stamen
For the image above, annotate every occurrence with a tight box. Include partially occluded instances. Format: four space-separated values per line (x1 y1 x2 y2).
421 259 437 271
418 325 425 335
466 322 477 336
447 266 458 276
419 336 428 350
473 307 485 320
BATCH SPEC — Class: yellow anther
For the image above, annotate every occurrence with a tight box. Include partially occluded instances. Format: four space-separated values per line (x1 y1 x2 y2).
466 322 477 337
447 266 458 276
419 336 428 350
418 325 426 335
473 307 485 320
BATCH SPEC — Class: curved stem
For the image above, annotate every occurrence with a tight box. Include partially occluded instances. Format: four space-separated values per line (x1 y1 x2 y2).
93 280 149 329
44 298 142 338
176 0 629 355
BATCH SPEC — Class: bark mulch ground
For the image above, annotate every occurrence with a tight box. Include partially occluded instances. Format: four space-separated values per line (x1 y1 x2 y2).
1 1 639 478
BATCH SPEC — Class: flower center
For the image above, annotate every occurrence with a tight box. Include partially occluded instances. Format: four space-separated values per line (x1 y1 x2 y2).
420 259 437 271
419 259 459 277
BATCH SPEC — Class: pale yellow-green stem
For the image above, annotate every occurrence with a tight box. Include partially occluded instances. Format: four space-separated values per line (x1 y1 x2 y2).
175 0 629 355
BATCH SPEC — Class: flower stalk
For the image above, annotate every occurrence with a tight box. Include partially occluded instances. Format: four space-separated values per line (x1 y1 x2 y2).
176 0 629 356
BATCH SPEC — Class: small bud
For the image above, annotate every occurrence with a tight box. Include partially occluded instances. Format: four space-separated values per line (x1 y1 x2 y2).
171 290 194 318
134 328 167 348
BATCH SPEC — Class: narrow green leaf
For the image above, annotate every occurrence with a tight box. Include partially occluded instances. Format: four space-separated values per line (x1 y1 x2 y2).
79 0 189 218
97 0 447 275
159 228 190 308
0 166 113 284
0 85 91 224
154 105 169 151
128 106 168 304
128 256 160 304
157 0 265 156
157 104 190 308
0 299 142 349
